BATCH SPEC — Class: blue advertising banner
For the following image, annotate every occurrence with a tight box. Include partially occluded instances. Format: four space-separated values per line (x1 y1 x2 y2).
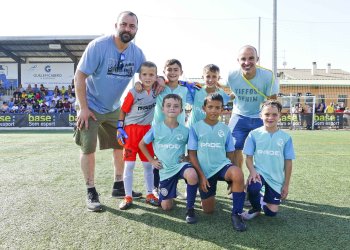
0 113 77 128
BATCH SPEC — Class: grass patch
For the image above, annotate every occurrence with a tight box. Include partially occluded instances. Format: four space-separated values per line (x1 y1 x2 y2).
0 130 349 249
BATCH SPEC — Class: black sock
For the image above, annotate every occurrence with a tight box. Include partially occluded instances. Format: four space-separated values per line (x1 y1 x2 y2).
113 181 124 189
87 187 97 194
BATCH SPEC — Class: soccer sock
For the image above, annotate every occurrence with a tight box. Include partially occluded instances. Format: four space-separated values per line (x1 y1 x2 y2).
142 162 154 195
186 183 198 209
247 181 263 211
87 187 97 194
263 205 277 217
123 161 135 197
232 192 246 215
153 168 160 189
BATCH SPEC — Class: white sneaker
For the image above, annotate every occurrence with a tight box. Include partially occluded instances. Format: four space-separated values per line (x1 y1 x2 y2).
241 209 261 220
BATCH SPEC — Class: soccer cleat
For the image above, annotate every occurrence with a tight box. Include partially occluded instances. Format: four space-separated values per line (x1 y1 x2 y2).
185 208 197 224
152 187 159 198
241 209 261 220
231 214 247 232
145 194 160 206
112 188 142 199
119 196 133 210
86 192 102 212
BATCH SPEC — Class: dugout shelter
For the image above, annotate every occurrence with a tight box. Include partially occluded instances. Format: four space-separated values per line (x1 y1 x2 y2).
0 35 99 86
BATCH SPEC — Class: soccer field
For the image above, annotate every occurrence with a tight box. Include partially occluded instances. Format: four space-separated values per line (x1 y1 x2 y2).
0 130 349 249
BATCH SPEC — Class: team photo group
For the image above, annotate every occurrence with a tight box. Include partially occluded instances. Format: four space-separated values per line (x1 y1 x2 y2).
73 11 295 232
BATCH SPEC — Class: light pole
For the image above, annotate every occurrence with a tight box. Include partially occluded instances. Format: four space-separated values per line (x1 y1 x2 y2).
272 0 277 76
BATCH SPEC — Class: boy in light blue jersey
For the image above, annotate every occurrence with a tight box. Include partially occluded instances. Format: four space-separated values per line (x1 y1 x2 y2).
152 59 195 197
188 93 247 232
139 94 199 224
242 100 295 220
187 64 231 128
226 45 279 169
152 59 195 126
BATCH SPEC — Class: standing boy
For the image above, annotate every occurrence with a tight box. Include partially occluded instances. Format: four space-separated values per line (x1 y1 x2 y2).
187 64 231 127
188 93 247 232
242 100 295 220
139 94 199 223
117 61 159 210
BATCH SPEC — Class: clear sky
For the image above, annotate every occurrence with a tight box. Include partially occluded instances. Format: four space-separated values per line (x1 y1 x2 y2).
2 0 350 80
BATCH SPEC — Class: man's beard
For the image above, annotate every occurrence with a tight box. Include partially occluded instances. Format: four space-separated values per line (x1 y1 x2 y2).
119 31 135 43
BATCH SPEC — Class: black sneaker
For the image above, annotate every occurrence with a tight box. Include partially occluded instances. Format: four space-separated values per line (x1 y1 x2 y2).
231 214 247 232
86 192 102 212
185 208 197 224
111 188 142 199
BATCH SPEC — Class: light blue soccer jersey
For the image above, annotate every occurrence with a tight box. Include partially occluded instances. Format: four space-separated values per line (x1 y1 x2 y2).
152 85 193 126
143 122 189 181
243 127 295 194
77 35 146 114
188 120 235 178
226 67 279 118
187 87 230 127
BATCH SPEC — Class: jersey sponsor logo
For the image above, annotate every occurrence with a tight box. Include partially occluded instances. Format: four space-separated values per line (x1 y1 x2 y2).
200 142 221 148
257 149 281 156
176 134 184 141
277 139 284 147
217 129 225 137
137 98 144 101
160 188 168 197
158 143 181 149
137 103 156 111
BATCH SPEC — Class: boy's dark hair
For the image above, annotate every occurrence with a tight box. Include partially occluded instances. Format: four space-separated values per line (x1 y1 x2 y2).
140 61 157 74
162 94 183 107
117 11 138 24
203 93 224 107
261 100 283 112
203 64 220 73
164 59 182 71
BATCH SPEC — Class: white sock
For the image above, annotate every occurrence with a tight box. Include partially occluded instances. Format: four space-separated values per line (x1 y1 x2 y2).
123 161 135 197
142 162 154 195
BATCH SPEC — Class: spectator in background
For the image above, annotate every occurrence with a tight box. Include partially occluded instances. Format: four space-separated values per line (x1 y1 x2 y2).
61 86 67 96
325 102 334 113
21 91 27 99
48 100 57 113
18 84 25 92
40 101 49 113
40 84 48 94
67 93 76 104
305 104 313 130
26 84 32 93
53 85 60 96
13 88 22 99
62 98 72 112
32 84 39 93
32 101 40 113
11 103 19 113
52 93 61 103
343 107 350 127
1 102 10 113
316 102 325 113
55 99 64 113
8 98 14 109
